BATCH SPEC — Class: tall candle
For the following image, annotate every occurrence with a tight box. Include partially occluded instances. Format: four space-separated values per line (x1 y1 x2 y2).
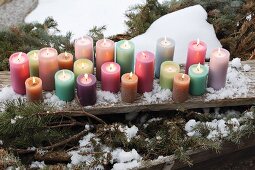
121 72 138 103
172 73 190 103
101 62 120 93
155 37 175 78
135 51 155 93
185 39 207 74
188 63 208 96
159 61 180 90
116 40 135 75
208 48 230 90
73 59 94 78
9 52 30 94
38 47 59 91
74 36 94 61
55 69 75 101
77 74 97 106
96 38 115 80
25 77 42 102
57 52 74 70
27 50 39 77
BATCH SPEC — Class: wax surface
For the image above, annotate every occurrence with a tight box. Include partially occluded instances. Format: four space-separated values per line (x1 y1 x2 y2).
27 50 39 77
121 73 138 103
25 77 42 102
172 73 190 103
73 59 94 79
75 36 94 61
101 62 120 93
58 52 74 70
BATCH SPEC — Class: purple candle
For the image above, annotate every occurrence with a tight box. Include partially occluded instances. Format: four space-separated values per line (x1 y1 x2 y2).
77 74 97 106
208 48 230 90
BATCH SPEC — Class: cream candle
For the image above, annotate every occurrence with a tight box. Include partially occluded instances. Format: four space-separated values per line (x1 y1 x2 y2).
101 62 120 93
74 36 93 61
38 47 59 91
96 38 115 80
27 50 39 77
73 59 94 79
25 77 42 102
9 52 30 94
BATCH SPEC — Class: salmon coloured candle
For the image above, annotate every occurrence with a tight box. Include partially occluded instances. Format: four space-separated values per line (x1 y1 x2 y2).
208 48 230 90
38 47 59 91
73 59 94 78
135 51 155 93
57 52 74 70
159 61 180 90
116 40 135 75
155 37 175 78
185 39 207 74
27 50 39 77
25 77 42 102
55 69 75 101
172 73 190 103
77 74 97 106
188 63 208 96
121 72 138 103
101 62 120 93
96 38 115 80
9 52 30 94
75 36 93 61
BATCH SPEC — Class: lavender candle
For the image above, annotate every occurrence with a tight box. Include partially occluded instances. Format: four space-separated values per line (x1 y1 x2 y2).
208 48 230 90
77 74 97 106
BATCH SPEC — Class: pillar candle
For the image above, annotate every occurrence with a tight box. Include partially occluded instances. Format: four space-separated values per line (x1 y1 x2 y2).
121 72 138 103
57 52 74 70
155 37 175 78
55 69 75 101
116 40 135 75
135 51 155 93
38 47 59 91
25 77 42 102
74 36 94 61
96 39 115 80
27 50 39 77
9 52 30 94
208 48 230 90
101 62 120 93
188 63 208 96
77 74 97 106
185 39 207 74
73 59 94 78
159 61 180 90
172 73 190 103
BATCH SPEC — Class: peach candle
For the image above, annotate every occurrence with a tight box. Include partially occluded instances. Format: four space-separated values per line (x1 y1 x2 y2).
172 73 190 103
57 52 74 70
25 77 42 102
121 72 138 103
75 36 93 61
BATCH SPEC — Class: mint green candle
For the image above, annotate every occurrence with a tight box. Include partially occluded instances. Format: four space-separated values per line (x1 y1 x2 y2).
27 50 39 77
55 69 75 101
116 40 135 75
188 64 208 96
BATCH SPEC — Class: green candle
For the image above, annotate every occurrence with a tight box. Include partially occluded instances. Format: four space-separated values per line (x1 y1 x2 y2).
116 40 135 75
27 50 39 77
188 63 208 96
55 69 75 101
159 61 180 90
73 59 93 79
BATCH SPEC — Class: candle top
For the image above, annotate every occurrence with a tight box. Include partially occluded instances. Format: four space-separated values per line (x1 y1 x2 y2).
74 58 93 69
211 47 230 59
58 52 73 61
189 63 208 76
10 52 28 64
165 66 178 73
39 47 58 59
161 61 180 74
80 74 93 84
101 62 121 74
77 73 96 87
175 73 190 83
97 38 114 48
56 70 74 82
119 40 132 49
121 72 138 84
25 76 42 88
136 51 155 63
76 36 92 46
190 39 207 51
159 37 174 47
27 50 39 61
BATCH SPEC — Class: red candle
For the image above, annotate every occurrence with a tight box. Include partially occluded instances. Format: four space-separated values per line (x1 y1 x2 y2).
101 62 120 93
57 52 74 70
135 51 155 93
185 39 207 74
9 52 30 94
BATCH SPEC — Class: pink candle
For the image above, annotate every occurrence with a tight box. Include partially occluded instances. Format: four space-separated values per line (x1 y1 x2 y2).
185 39 207 74
101 62 120 93
9 52 30 94
38 47 59 91
75 36 93 61
135 51 155 93
208 48 230 90
96 39 115 80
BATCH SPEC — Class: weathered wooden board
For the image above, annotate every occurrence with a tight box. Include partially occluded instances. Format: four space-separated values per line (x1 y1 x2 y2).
1 61 255 115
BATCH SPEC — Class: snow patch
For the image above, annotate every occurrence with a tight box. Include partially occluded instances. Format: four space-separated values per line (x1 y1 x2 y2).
30 161 46 169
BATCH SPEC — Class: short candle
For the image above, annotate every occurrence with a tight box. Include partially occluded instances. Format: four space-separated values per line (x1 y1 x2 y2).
73 59 94 79
159 61 180 90
57 52 74 70
27 50 39 77
121 72 138 103
75 36 94 61
188 63 208 96
9 52 30 94
55 69 75 101
25 76 42 102
172 73 190 103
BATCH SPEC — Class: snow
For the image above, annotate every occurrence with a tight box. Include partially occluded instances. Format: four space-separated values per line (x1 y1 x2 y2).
96 91 120 105
124 125 138 142
231 58 242 68
112 160 140 170
246 14 252 21
185 119 197 132
243 64 251 72
131 5 221 64
0 140 3 145
30 161 46 169
111 148 141 164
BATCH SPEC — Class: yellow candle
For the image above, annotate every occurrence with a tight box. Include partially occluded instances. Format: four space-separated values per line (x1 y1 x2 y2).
73 59 93 78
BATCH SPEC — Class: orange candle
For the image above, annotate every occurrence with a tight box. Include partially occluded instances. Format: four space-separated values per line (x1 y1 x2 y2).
57 52 74 70
25 77 43 102
121 72 138 103
172 73 190 103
